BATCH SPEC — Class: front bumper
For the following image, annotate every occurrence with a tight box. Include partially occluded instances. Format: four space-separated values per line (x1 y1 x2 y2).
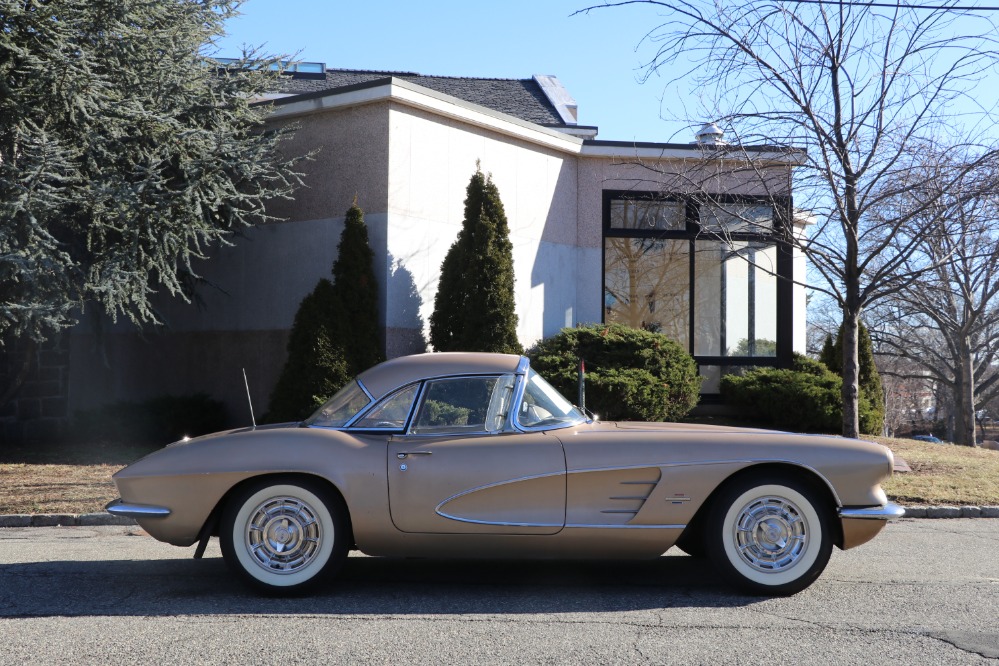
837 502 905 550
105 498 171 519
839 502 906 520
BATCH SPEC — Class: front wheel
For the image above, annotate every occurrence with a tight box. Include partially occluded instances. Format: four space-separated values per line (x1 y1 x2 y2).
706 474 833 596
220 477 349 594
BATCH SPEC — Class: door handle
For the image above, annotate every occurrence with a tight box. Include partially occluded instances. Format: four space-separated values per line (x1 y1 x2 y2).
396 451 433 459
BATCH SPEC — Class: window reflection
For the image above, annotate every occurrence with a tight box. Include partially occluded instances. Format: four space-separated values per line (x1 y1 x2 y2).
609 199 685 231
694 242 778 357
603 238 689 348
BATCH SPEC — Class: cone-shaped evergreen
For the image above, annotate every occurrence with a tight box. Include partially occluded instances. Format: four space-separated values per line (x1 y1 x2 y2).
265 202 382 422
265 280 349 423
331 203 383 374
430 168 522 354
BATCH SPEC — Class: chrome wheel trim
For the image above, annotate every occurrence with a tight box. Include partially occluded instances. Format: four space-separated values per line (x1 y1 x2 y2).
733 495 807 573
720 484 822 587
245 496 322 575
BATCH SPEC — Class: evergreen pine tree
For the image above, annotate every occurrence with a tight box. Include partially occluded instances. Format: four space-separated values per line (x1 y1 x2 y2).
265 280 349 423
430 167 522 354
1 1 305 345
330 202 383 373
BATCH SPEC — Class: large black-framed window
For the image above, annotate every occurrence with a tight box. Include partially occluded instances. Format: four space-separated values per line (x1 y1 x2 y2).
602 190 794 397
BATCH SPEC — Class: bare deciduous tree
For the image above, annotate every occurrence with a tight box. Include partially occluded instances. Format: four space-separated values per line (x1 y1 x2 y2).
868 155 999 445
580 0 999 437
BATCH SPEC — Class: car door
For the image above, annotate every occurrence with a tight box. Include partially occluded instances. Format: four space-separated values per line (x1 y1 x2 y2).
386 374 566 535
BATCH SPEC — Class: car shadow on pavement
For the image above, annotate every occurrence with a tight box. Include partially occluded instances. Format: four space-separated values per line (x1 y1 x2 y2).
0 553 764 618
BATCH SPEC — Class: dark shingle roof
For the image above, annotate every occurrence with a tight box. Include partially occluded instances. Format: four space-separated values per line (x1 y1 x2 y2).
275 69 566 127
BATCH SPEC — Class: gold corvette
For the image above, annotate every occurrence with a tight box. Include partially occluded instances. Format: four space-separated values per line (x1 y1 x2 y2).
107 352 903 596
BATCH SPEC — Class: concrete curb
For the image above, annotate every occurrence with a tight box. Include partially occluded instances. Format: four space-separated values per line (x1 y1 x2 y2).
0 513 136 528
2 506 999 528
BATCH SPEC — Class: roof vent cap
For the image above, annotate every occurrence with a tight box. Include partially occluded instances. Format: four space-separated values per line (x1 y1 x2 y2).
694 122 726 146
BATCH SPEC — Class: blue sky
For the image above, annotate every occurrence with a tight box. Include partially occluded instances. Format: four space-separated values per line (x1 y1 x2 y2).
214 0 696 143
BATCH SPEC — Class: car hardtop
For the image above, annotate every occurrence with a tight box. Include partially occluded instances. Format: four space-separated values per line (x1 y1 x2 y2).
356 352 525 401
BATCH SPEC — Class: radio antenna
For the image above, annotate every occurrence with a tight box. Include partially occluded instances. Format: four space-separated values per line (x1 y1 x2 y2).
242 368 256 428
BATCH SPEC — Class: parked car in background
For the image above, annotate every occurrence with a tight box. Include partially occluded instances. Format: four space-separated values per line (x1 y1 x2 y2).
108 352 903 596
912 434 943 444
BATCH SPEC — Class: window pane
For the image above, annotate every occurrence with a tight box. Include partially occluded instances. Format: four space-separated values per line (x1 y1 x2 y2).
609 199 685 231
353 384 418 429
604 238 689 348
518 370 585 428
699 203 773 234
305 381 370 427
694 241 778 357
412 376 503 434
699 365 745 394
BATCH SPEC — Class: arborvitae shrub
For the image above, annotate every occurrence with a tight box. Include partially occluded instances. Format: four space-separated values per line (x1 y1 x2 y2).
265 201 382 423
430 167 521 354
526 324 701 421
331 202 383 374
265 279 350 423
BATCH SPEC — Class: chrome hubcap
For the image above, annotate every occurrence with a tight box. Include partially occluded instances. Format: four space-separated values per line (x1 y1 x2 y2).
245 496 322 574
734 496 807 572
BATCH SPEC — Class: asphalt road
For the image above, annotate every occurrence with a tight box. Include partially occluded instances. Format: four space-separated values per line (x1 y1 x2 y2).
1 519 997 665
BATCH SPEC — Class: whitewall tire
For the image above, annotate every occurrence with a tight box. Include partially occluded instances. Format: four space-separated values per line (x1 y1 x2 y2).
220 478 348 594
707 474 833 596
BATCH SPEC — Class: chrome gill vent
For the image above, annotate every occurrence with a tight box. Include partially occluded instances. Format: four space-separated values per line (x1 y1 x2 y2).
601 468 662 519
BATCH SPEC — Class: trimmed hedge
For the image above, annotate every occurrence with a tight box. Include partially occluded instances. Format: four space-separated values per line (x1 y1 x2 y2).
721 353 879 434
527 324 701 422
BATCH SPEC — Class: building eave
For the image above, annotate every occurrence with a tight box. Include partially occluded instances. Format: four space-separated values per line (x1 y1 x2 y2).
259 77 586 154
581 139 805 164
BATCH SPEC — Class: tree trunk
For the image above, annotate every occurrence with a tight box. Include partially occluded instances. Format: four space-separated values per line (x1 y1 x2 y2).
841 309 861 439
953 338 977 446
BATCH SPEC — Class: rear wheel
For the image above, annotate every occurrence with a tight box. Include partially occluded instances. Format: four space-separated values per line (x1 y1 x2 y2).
220 477 349 594
706 473 833 596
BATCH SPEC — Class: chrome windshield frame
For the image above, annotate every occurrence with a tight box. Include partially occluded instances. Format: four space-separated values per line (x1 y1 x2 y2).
510 360 587 433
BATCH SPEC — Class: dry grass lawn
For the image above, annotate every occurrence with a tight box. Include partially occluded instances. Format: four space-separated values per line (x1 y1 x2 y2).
878 437 999 506
0 463 121 514
0 437 997 515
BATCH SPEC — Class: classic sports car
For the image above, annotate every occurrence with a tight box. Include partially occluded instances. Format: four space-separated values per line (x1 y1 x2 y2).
107 352 903 596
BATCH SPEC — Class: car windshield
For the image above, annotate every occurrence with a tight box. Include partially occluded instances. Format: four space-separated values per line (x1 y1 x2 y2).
305 380 371 427
517 369 587 429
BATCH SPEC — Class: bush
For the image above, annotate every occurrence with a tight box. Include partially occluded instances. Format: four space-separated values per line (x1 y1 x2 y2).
527 324 701 422
721 353 878 434
71 393 227 445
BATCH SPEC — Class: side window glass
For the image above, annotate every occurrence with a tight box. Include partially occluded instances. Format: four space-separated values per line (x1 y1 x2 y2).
352 384 419 429
411 375 512 434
